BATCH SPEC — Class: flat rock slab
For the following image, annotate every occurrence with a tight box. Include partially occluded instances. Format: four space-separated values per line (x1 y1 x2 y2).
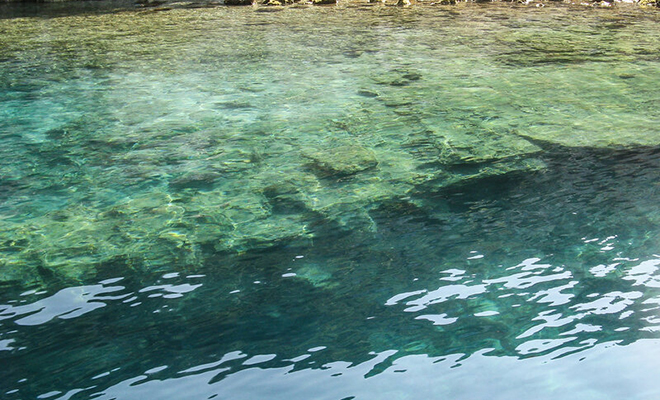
304 144 379 177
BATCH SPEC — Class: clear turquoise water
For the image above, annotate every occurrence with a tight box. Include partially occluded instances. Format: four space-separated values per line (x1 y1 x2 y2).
2 2 660 399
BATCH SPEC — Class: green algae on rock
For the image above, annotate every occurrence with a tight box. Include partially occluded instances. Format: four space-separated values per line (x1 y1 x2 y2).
304 144 379 177
1 3 660 284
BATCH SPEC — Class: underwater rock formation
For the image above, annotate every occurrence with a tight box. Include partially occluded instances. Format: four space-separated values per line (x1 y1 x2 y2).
304 144 379 177
0 3 659 285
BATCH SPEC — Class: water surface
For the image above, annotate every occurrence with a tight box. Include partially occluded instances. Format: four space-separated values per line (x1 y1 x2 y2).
1 2 660 399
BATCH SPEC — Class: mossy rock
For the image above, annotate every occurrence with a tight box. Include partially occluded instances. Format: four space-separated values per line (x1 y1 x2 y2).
304 145 378 177
435 129 542 166
372 68 422 87
294 263 336 288
169 171 222 190
262 181 312 214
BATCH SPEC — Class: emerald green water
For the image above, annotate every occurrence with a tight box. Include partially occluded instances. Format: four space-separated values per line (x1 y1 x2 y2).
1 2 660 399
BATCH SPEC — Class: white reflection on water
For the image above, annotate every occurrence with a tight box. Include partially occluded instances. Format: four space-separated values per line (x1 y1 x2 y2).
0 273 205 326
625 259 660 287
0 284 128 326
390 283 489 312
57 339 660 400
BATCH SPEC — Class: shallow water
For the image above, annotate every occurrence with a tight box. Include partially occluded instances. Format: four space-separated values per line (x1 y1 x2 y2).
1 2 660 399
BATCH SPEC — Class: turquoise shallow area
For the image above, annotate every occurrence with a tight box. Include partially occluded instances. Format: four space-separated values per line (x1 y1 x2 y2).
1 2 660 399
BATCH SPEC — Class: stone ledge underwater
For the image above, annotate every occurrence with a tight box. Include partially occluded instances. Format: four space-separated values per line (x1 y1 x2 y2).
0 1 659 286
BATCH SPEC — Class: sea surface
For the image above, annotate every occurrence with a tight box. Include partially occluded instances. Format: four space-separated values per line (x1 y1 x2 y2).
1 2 660 399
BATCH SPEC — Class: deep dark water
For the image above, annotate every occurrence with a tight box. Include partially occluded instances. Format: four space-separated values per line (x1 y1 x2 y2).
4 145 660 399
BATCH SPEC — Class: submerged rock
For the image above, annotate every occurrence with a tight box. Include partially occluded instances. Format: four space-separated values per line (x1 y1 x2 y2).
434 129 542 166
294 263 337 288
304 144 378 177
262 181 312 214
517 126 660 149
357 89 379 98
6 4 656 286
372 68 423 87
169 171 223 190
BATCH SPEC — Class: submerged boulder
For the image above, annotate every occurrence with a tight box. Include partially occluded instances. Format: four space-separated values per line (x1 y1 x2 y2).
434 129 542 166
169 171 222 190
304 144 378 177
262 181 312 214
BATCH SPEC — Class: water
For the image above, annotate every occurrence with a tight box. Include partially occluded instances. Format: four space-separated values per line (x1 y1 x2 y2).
1 2 660 399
